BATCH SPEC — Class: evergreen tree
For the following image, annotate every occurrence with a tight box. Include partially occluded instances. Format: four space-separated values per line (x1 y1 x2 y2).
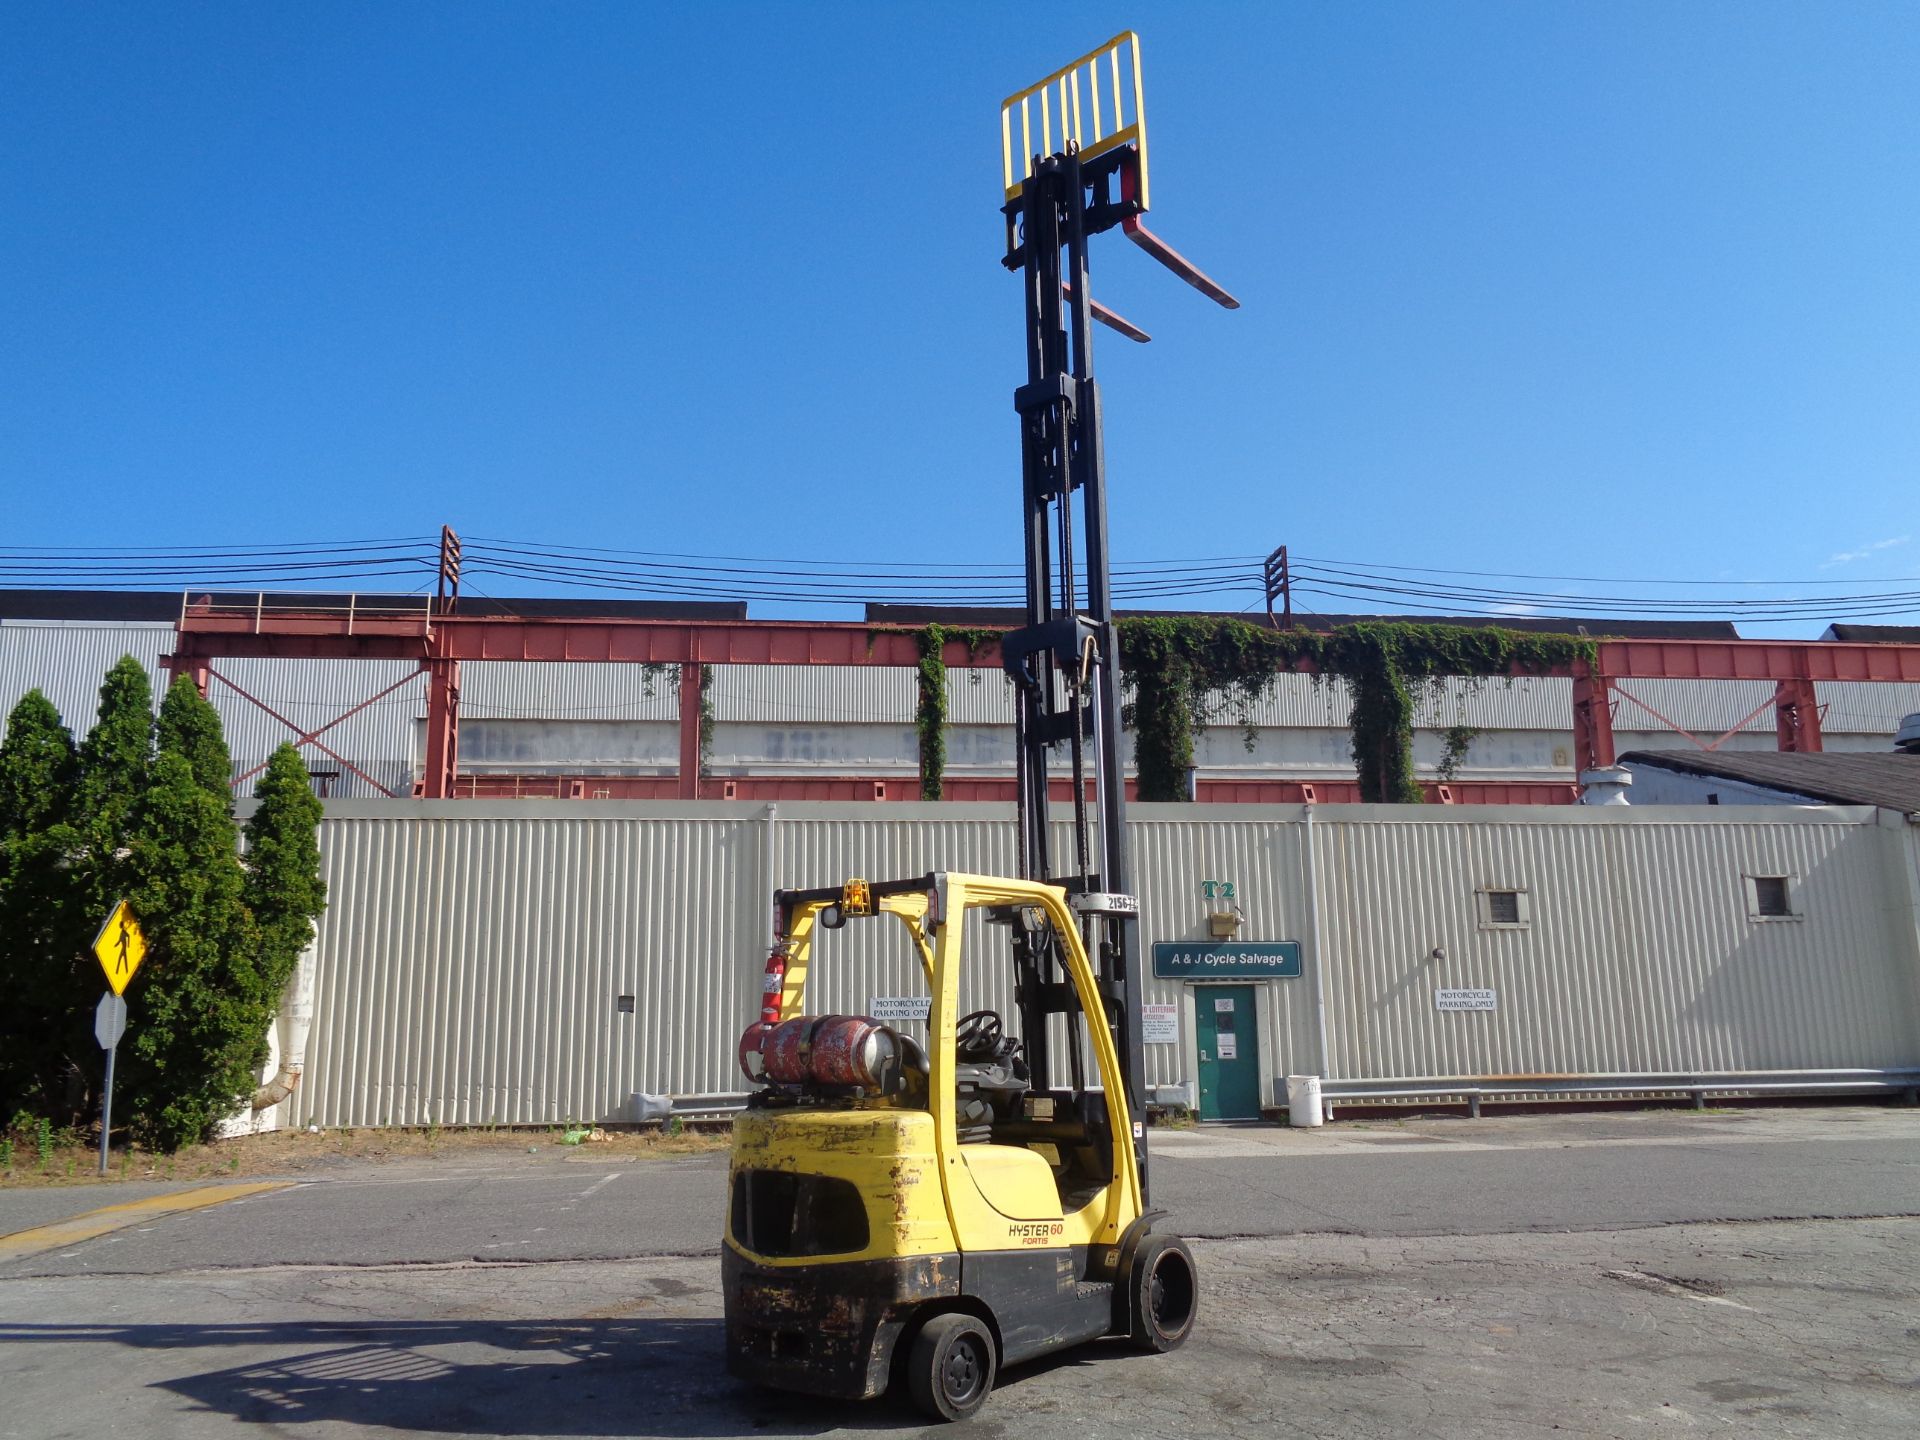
0 689 77 837
70 656 156 982
0 691 81 1115
120 752 260 1150
76 656 154 851
156 675 232 797
37 656 160 1121
243 744 327 1005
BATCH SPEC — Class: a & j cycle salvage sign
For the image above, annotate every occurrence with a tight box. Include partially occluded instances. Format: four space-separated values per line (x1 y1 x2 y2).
1150 942 1301 980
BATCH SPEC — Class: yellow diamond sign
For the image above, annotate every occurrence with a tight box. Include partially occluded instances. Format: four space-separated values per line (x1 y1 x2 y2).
92 899 148 996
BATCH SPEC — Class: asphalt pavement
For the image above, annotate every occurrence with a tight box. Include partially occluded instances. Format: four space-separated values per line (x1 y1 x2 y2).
3 1105 1917 1276
2 1105 1918 1439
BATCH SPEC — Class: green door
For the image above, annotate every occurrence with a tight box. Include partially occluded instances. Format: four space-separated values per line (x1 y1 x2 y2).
1195 985 1262 1120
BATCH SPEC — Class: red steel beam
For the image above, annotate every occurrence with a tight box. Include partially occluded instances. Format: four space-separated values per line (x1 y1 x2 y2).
419 659 461 800
1593 638 1920 683
230 667 425 788
171 610 1920 797
205 666 406 799
174 610 1920 684
1773 677 1824 752
169 617 1004 668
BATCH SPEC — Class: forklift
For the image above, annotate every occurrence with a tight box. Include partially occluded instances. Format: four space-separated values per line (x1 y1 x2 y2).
723 32 1236 1421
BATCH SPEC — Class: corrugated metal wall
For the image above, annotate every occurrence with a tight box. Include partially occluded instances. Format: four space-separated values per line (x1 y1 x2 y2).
0 622 172 730
1313 808 1920 1080
0 622 419 798
290 802 1920 1127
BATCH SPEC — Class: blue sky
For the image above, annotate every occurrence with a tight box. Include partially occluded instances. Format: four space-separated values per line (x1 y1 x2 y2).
4 4 1917 631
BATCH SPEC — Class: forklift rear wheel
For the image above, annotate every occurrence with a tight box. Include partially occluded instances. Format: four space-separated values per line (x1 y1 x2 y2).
906 1312 997 1422
1129 1234 1199 1351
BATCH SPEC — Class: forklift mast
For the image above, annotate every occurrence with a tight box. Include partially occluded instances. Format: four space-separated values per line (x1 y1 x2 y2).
997 32 1237 1203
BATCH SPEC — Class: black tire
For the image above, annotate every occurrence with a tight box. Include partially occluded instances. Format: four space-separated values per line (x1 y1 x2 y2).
906 1312 997 1422
1129 1234 1199 1352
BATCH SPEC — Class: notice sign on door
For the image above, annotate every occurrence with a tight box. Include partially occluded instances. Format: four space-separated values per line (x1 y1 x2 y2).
1435 988 1497 1012
1141 1003 1178 1045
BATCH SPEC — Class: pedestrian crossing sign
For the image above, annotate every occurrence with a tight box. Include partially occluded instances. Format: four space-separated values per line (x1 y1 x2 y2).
92 899 149 996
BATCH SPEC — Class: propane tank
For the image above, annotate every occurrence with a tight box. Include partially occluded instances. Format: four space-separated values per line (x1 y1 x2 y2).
809 1016 899 1088
757 1014 904 1092
762 1015 824 1085
737 1022 772 1083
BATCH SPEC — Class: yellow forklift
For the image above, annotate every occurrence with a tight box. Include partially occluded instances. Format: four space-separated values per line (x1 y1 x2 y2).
723 32 1235 1421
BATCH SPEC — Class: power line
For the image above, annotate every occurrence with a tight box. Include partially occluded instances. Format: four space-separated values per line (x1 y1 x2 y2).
7 530 1920 623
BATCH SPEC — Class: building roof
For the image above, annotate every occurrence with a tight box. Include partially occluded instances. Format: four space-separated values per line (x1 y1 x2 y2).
1619 749 1920 811
1821 623 1920 644
0 590 747 623
867 604 1740 640
0 590 1745 638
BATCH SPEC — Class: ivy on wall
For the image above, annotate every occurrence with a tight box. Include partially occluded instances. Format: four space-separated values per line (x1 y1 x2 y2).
1117 618 1595 804
876 617 1591 805
699 664 715 776
905 626 1001 800
865 626 1002 800
1437 723 1481 783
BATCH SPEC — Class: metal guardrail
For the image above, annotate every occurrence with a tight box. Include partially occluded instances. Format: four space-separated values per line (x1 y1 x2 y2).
1317 1069 1920 1117
177 591 433 635
629 1091 748 1122
641 1070 1920 1125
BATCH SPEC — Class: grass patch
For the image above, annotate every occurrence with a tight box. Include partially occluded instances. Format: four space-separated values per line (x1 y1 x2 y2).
0 1122 731 1189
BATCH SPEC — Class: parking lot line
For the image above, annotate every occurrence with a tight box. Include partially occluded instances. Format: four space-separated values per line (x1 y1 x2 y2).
0 1182 292 1262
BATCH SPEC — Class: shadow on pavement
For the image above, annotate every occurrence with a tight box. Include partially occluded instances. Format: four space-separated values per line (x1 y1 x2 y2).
0 1316 1106 1435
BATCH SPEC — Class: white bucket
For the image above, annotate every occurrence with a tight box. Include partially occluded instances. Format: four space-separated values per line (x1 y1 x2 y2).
1285 1074 1324 1127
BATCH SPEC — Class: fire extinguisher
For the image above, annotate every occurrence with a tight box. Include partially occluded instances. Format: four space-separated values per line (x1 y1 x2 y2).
737 942 789 1082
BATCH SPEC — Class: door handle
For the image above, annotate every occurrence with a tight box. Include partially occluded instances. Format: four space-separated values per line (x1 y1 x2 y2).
1199 1050 1211 1062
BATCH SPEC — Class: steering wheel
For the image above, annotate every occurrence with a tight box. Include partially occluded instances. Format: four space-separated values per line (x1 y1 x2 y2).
955 1009 1004 1062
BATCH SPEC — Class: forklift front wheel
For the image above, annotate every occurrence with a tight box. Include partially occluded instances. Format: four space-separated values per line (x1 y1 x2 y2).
1129 1234 1199 1352
906 1312 997 1422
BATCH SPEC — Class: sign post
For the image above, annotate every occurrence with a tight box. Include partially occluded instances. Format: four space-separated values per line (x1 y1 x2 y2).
90 900 148 1175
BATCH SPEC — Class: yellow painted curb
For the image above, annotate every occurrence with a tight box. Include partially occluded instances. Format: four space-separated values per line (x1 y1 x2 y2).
0 1181 292 1262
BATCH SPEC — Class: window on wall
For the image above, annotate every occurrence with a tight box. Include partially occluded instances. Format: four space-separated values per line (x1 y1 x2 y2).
1747 875 1796 920
1476 887 1531 929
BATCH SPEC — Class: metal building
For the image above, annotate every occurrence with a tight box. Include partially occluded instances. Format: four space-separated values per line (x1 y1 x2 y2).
12 601 1920 802
267 801 1920 1130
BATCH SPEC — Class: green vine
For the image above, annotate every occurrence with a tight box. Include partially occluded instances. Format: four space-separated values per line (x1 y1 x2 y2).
915 629 947 800
873 626 1001 800
1437 724 1480 783
1116 617 1594 804
698 664 715 777
868 617 1585 805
